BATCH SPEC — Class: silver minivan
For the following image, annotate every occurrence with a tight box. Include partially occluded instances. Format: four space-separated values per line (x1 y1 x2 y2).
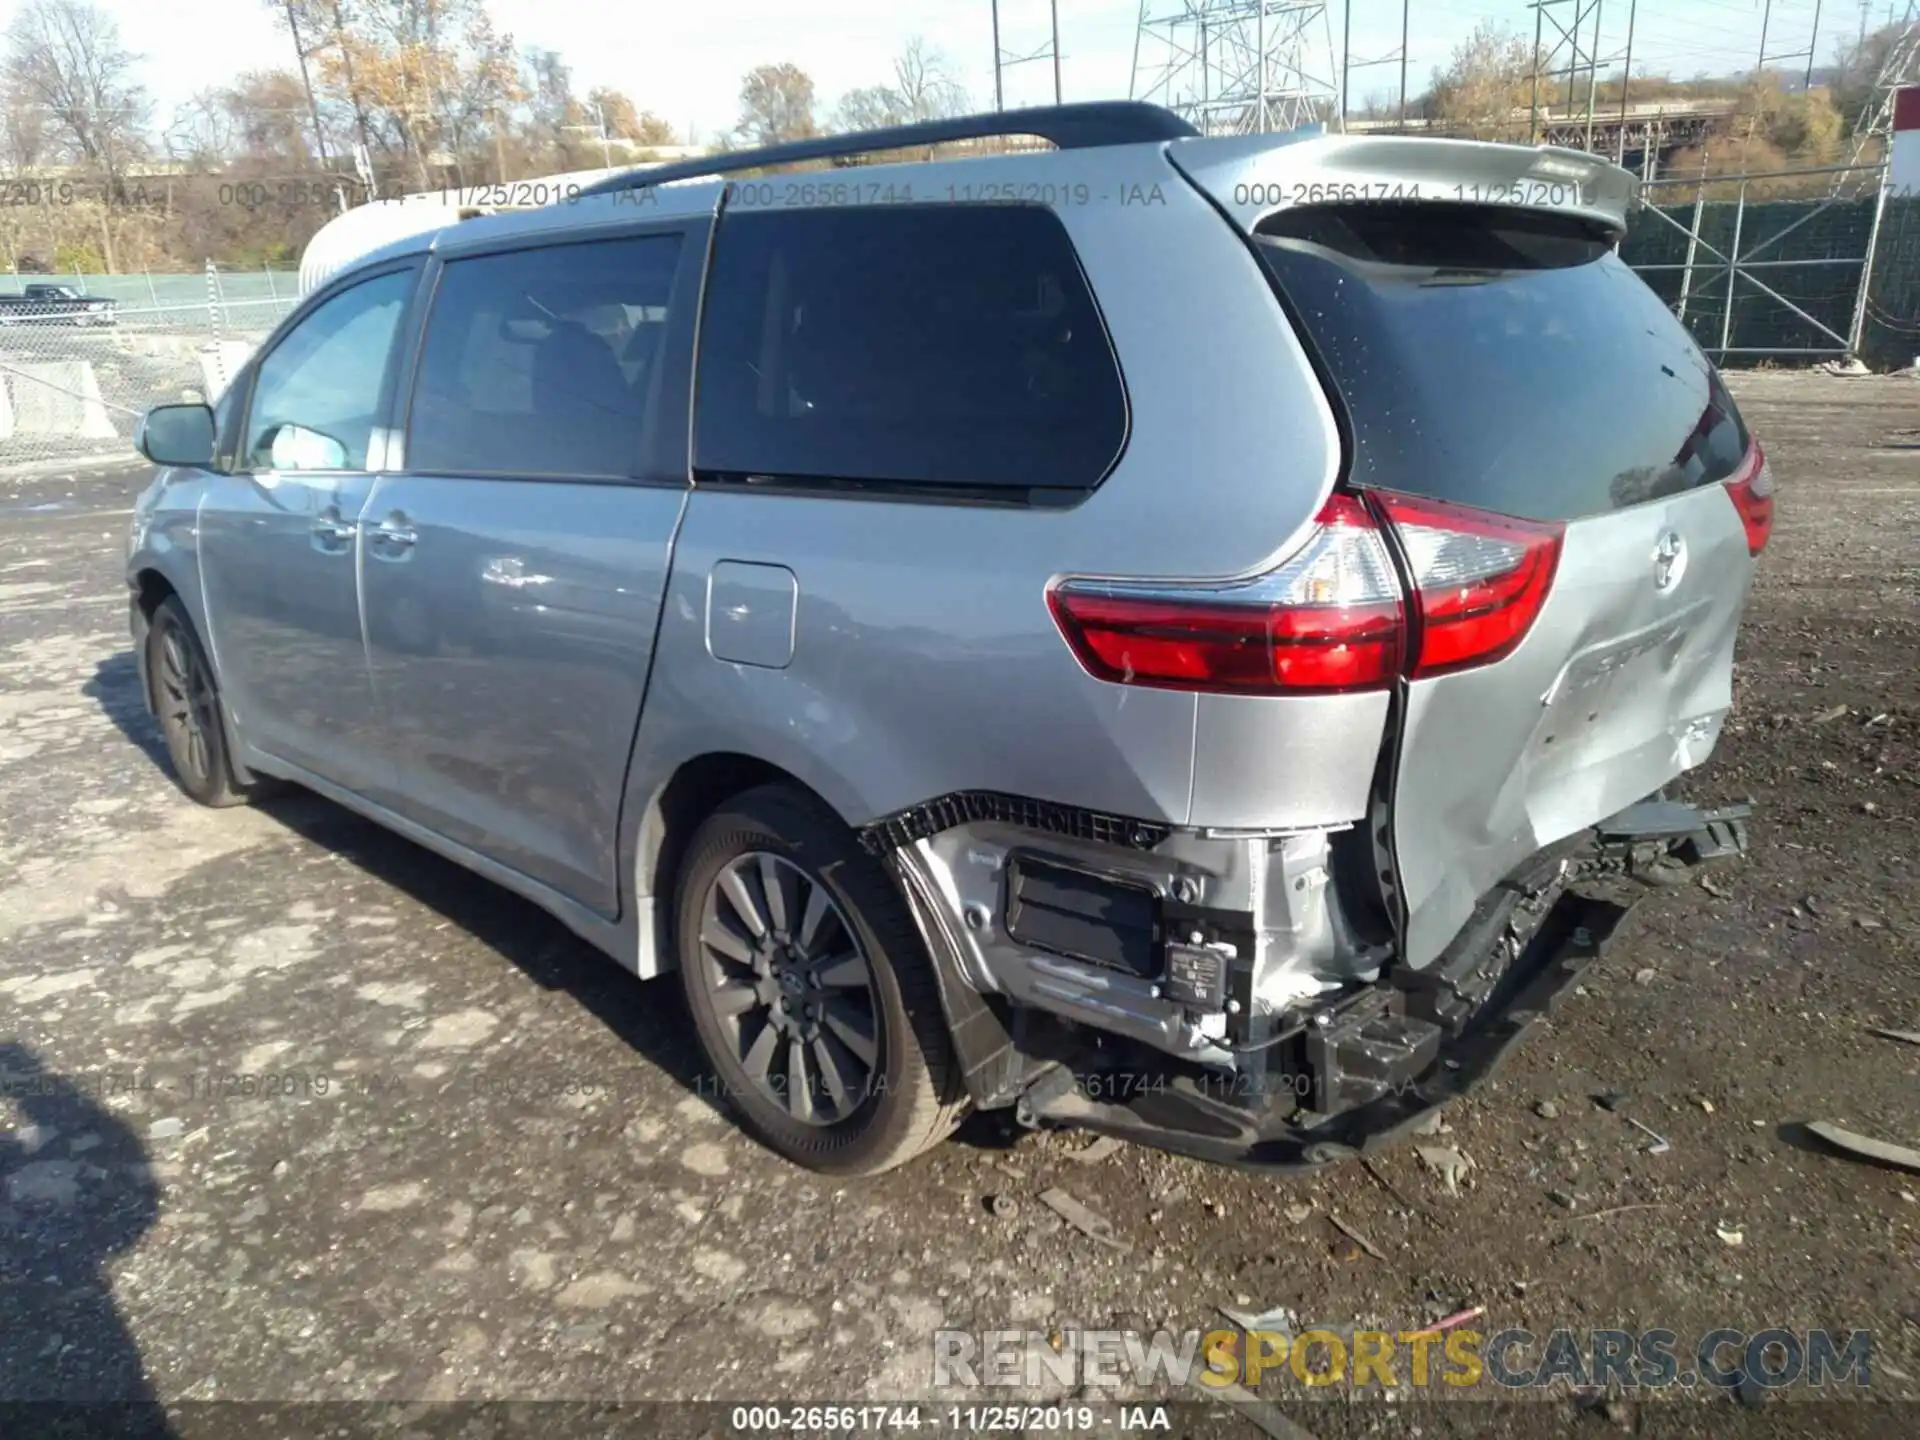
127 103 1765 1175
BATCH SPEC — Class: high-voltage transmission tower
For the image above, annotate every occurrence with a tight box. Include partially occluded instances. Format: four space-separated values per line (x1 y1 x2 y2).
990 0 1063 110
1836 0 1920 182
1131 1 1341 136
1528 0 1607 147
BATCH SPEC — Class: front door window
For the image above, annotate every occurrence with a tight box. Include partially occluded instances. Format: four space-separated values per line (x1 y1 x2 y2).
244 270 414 472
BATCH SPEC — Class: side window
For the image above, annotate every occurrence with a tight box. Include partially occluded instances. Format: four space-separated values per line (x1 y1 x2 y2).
243 268 414 472
406 233 683 479
694 205 1126 493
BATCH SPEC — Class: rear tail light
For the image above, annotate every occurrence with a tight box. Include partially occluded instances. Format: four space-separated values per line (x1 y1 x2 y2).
1048 492 1562 694
1370 493 1564 678
1046 495 1403 695
1723 441 1773 556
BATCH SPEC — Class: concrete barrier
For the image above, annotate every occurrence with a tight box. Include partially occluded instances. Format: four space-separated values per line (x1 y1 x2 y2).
8 361 117 439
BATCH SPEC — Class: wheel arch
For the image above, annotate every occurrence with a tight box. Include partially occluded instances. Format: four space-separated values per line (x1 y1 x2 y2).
130 566 180 714
131 564 261 790
631 751 854 977
133 565 178 615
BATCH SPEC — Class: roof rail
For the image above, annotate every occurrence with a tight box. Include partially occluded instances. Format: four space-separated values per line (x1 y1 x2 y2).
575 101 1200 197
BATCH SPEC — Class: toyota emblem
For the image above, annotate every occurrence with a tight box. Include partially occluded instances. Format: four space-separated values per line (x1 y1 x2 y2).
1652 529 1686 591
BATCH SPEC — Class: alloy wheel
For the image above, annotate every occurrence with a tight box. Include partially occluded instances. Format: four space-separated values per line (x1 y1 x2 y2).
157 622 217 785
696 851 880 1126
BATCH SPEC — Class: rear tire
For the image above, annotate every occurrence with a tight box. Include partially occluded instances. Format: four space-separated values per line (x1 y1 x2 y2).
146 597 253 808
675 784 969 1175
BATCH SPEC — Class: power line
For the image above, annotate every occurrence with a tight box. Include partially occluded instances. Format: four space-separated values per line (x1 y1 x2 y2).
1341 0 1414 126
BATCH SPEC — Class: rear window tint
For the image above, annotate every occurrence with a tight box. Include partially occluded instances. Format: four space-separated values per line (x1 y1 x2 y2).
694 205 1126 494
408 234 681 478
1256 204 1752 522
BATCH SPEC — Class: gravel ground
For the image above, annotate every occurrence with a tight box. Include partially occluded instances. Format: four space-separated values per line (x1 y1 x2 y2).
0 372 1915 1438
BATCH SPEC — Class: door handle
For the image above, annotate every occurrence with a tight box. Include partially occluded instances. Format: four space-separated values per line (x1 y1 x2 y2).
367 512 417 555
310 510 355 551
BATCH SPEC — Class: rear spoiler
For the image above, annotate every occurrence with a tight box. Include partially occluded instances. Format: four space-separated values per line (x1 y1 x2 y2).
1166 131 1636 241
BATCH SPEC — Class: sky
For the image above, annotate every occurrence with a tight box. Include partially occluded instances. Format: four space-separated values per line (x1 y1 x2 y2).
6 0 1862 147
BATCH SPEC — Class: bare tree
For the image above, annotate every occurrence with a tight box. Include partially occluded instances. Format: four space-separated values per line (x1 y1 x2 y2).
2 0 151 178
523 48 578 133
263 0 330 163
0 84 50 169
832 39 968 134
891 37 967 121
513 46 582 170
737 61 816 145
165 89 240 165
167 70 322 169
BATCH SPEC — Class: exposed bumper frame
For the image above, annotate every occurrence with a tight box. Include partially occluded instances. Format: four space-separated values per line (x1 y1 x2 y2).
1018 889 1628 1173
891 793 1750 1173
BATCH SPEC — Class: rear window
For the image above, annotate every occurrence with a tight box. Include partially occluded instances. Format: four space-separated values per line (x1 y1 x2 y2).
1255 204 1752 522
694 205 1126 495
408 233 681 478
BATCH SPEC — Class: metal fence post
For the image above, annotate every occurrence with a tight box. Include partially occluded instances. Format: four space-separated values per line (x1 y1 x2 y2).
1677 189 1706 324
1719 180 1747 358
1846 162 1892 360
265 261 278 301
143 268 158 306
206 258 224 347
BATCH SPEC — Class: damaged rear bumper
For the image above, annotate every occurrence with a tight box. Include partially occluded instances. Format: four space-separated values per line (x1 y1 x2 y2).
1013 889 1625 1172
889 793 1749 1173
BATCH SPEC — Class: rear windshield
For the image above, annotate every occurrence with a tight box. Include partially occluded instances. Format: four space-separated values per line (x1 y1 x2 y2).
1255 204 1752 522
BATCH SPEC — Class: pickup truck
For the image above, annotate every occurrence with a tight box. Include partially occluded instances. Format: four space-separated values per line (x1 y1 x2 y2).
0 282 118 326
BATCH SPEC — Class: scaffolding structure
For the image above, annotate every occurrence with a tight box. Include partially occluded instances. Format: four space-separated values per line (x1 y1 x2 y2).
1837 1 1920 181
1130 1 1340 136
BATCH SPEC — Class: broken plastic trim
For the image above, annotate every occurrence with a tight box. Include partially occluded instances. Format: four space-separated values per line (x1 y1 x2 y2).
857 790 1172 856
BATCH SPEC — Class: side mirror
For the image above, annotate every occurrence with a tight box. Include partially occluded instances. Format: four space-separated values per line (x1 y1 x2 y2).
135 403 216 468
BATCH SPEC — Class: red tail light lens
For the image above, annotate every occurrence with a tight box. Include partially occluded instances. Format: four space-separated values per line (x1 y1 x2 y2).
1049 492 1564 694
1372 493 1565 678
1724 441 1773 556
1046 495 1404 695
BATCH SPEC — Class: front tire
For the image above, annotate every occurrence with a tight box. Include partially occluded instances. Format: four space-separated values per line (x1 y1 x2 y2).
146 597 252 808
675 784 968 1175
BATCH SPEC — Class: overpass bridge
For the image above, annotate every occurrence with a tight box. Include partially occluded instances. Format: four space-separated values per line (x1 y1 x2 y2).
1347 100 1735 175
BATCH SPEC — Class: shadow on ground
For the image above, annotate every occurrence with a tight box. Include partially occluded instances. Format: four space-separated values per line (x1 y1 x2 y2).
0 1042 175 1436
85 652 169 774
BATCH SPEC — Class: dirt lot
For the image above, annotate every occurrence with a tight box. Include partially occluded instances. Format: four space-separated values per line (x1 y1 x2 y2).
1 371 1916 1438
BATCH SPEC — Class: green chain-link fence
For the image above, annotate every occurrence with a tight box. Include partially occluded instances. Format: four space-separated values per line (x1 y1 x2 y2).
0 264 299 470
1620 171 1920 368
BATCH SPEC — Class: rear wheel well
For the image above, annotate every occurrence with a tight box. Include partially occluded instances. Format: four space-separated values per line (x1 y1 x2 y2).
640 754 847 969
